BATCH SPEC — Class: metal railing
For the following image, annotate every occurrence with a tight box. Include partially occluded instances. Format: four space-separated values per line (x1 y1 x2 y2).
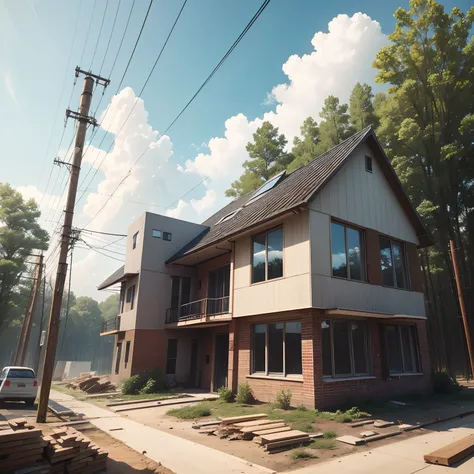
100 315 121 333
166 296 230 324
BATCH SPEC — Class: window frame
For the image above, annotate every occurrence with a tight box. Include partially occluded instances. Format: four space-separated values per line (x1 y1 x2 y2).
384 324 422 375
322 318 372 380
132 231 139 249
365 155 373 173
126 284 136 310
124 341 131 366
166 339 178 375
330 220 367 282
251 225 284 284
379 237 410 289
152 229 162 239
251 321 302 377
163 231 172 241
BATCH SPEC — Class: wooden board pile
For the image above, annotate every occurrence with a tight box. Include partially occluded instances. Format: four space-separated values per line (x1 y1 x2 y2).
424 434 474 467
194 414 313 453
0 419 49 473
65 374 115 394
44 426 108 473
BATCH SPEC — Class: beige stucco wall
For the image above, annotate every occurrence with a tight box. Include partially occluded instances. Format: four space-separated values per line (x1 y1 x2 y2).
233 212 312 317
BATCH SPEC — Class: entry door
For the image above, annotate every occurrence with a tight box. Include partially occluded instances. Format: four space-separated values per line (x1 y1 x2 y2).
208 265 230 314
213 334 229 390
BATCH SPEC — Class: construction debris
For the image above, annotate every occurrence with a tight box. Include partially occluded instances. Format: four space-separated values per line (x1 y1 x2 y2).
336 435 366 446
360 431 378 438
424 435 474 466
65 374 116 395
373 420 395 428
350 420 374 428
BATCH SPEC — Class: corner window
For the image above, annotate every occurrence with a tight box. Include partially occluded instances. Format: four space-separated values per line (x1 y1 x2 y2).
322 319 371 378
385 325 420 375
126 285 136 310
152 229 162 239
132 231 139 249
252 227 283 283
251 321 302 376
365 155 373 173
163 232 172 241
331 222 365 281
166 339 178 374
379 238 409 288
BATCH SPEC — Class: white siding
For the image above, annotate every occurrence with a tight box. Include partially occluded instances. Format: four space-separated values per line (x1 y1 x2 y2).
310 142 418 244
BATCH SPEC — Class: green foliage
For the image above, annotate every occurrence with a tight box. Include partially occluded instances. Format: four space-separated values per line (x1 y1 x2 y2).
167 403 211 419
309 438 337 450
274 389 292 410
433 371 461 394
99 294 120 320
288 117 321 172
323 431 337 439
235 383 254 404
122 368 165 395
217 386 233 403
318 96 355 150
296 404 307 411
349 82 377 130
291 449 317 460
316 406 370 423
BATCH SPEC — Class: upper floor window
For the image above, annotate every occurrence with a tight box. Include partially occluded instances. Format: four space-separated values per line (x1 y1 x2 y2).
322 319 371 379
379 238 409 289
331 222 365 281
365 155 373 173
163 231 172 241
126 284 136 310
132 231 139 249
385 325 420 374
152 229 162 238
252 227 283 283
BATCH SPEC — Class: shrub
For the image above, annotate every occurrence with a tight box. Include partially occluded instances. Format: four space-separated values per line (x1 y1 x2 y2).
296 403 307 411
275 389 292 410
235 383 254 404
323 431 337 439
140 378 161 395
291 449 317 460
217 386 233 403
433 371 461 394
121 368 165 395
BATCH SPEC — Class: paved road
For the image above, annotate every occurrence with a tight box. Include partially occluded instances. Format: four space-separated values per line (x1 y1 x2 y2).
0 401 37 421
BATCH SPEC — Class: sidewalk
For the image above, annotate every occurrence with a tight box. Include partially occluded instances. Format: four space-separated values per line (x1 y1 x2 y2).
50 390 274 474
290 416 474 474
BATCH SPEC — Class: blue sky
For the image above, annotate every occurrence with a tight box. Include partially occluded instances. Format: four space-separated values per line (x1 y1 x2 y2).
0 0 469 298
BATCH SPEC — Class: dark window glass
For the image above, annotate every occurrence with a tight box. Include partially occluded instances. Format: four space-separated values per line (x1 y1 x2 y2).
130 285 135 310
115 343 122 375
400 326 414 373
321 320 332 376
7 369 35 378
252 234 266 283
365 155 373 172
333 320 351 375
268 323 284 373
267 228 283 280
132 231 138 249
331 222 347 278
347 227 364 281
163 232 172 241
379 238 394 286
392 242 407 289
285 322 302 374
166 339 178 374
181 278 191 305
351 321 369 374
124 341 131 364
170 277 180 310
152 229 161 238
386 326 403 373
253 324 266 372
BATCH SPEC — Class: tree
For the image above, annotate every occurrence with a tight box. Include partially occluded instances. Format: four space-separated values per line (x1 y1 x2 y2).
349 83 377 130
372 0 474 374
318 96 355 150
226 121 292 198
0 184 49 330
288 117 321 172
99 294 120 321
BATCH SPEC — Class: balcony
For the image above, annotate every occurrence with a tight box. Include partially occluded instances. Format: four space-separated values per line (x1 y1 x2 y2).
100 316 121 335
166 296 231 326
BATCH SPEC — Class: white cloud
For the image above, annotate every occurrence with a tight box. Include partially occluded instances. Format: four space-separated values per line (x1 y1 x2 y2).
4 72 18 105
191 189 217 214
167 199 188 218
261 92 276 107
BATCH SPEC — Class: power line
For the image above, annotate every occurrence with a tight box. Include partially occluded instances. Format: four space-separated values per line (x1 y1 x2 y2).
82 0 271 228
98 0 123 75
90 0 110 70
79 240 125 262
79 0 98 67
80 239 125 256
80 229 127 237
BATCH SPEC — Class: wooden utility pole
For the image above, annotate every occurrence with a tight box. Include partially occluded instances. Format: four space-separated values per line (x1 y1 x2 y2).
13 255 44 366
34 276 47 375
450 239 474 378
36 68 109 423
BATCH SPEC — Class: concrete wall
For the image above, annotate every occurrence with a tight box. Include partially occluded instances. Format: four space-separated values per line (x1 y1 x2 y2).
233 212 312 317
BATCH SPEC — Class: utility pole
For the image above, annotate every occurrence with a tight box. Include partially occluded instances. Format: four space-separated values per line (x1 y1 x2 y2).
36 68 109 423
34 275 47 375
450 239 474 379
13 254 44 366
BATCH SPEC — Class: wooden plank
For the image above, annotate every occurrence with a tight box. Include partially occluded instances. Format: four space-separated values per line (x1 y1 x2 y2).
365 431 402 443
253 430 308 445
252 426 292 436
373 420 395 428
192 420 221 429
0 428 42 443
233 419 281 428
239 422 287 434
0 439 47 456
264 436 310 451
336 435 366 446
360 431 378 438
350 420 374 428
220 414 268 425
424 435 474 467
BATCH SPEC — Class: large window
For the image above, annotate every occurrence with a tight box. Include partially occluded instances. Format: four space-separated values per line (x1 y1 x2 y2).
379 238 409 288
252 321 302 376
166 339 178 375
252 227 283 283
126 285 136 310
385 325 421 375
322 319 370 378
331 222 365 281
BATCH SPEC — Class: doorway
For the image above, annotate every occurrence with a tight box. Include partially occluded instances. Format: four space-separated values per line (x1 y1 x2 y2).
189 339 199 387
214 334 229 390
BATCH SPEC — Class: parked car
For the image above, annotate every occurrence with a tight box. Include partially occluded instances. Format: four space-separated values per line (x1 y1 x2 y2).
0 366 38 406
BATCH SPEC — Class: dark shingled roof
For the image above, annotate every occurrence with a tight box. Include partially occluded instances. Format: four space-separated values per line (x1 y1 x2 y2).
167 126 430 263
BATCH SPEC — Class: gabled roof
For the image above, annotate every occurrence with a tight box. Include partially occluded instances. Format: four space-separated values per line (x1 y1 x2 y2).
167 126 430 263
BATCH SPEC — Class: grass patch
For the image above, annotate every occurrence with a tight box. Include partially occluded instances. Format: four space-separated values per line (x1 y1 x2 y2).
291 449 317 460
323 430 337 439
115 392 182 401
309 438 337 450
315 407 370 423
268 407 319 431
166 403 211 419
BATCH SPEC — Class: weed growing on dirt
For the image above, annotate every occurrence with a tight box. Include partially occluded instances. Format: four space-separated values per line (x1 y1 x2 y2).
291 449 317 460
167 404 211 419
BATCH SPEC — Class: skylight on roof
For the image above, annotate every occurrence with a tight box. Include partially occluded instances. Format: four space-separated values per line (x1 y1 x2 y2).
245 171 286 206
216 207 242 225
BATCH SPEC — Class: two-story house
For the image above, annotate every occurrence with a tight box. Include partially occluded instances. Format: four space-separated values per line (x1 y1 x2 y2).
98 126 432 408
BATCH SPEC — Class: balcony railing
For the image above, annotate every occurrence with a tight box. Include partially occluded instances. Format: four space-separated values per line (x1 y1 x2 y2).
166 296 230 324
100 315 121 334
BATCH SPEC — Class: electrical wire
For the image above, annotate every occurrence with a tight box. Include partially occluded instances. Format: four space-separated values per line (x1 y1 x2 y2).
90 0 110 70
98 0 122 75
79 240 125 262
80 239 125 256
79 0 98 67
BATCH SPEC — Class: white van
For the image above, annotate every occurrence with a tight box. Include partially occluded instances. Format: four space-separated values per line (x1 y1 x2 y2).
0 366 38 405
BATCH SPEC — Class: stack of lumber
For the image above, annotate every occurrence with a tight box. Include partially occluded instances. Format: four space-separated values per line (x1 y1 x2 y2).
0 419 47 473
65 374 115 394
44 426 108 473
194 414 312 452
